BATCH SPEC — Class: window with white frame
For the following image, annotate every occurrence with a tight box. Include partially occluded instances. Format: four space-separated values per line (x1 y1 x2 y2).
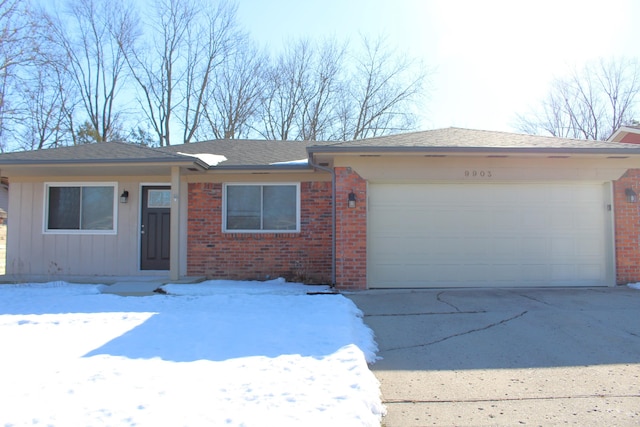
224 183 299 232
45 183 117 233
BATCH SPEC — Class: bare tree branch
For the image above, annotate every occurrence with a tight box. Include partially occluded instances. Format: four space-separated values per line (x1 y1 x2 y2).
122 0 239 146
42 0 137 143
181 1 239 144
0 0 39 151
515 58 640 141
297 38 347 141
258 39 313 140
202 41 266 139
348 35 426 140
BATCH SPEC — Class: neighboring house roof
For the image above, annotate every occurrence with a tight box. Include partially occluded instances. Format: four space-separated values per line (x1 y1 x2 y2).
608 126 640 144
309 127 640 155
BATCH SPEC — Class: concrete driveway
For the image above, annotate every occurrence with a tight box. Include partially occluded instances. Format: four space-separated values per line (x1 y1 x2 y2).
346 287 640 426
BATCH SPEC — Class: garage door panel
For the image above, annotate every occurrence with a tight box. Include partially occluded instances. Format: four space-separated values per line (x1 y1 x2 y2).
492 237 519 257
491 264 521 281
462 238 487 257
551 238 575 257
576 242 602 257
368 183 610 288
577 264 603 280
551 264 578 281
575 213 602 229
522 211 551 229
521 237 548 257
551 211 576 229
521 264 549 281
492 210 521 229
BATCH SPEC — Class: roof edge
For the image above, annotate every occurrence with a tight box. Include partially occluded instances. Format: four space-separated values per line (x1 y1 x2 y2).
0 158 199 167
307 145 640 155
208 164 315 172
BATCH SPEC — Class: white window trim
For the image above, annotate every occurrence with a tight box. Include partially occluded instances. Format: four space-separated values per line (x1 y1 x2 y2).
43 182 118 235
223 183 300 233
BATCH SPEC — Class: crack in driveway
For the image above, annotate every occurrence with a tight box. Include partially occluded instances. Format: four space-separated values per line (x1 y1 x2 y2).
365 310 485 317
385 310 528 351
512 291 554 306
436 291 461 312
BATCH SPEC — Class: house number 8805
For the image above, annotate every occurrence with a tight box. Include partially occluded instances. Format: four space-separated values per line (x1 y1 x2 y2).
464 170 492 178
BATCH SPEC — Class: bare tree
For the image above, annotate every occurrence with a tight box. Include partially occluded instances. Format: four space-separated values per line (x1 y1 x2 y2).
42 0 137 143
180 1 240 144
16 16 81 150
202 41 267 139
121 0 193 147
122 0 240 146
515 58 640 140
0 0 38 151
258 38 348 141
4 2 431 149
346 35 427 140
259 39 313 140
297 38 346 140
258 35 427 141
18 66 74 150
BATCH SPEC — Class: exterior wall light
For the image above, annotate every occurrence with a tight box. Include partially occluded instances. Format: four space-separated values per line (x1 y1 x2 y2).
120 190 129 204
348 191 357 208
625 188 637 203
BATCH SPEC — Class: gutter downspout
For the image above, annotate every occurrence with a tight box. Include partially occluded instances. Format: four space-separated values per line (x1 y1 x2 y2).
308 156 336 287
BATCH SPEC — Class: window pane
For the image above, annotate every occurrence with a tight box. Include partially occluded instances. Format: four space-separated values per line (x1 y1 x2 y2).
48 187 80 229
227 186 261 230
148 190 171 208
81 186 114 230
263 185 296 230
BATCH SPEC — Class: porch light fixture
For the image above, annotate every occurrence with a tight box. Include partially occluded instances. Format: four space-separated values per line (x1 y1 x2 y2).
120 190 129 204
626 188 637 203
348 191 357 208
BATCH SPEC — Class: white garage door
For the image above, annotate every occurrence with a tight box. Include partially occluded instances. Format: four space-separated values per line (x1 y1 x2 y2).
368 183 611 288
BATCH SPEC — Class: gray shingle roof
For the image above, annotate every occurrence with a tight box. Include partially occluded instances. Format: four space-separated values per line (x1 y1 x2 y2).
309 127 640 153
157 139 315 167
2 128 640 170
0 141 187 164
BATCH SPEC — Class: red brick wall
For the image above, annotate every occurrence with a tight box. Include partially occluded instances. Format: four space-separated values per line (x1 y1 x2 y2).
614 169 640 284
335 167 367 290
187 181 332 283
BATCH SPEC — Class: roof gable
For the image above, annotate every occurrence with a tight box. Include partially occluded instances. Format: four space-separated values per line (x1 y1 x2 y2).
608 126 640 144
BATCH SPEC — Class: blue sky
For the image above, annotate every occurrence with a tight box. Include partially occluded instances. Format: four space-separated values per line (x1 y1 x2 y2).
236 0 639 133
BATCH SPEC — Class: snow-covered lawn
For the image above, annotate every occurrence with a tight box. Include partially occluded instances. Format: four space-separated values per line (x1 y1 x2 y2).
0 279 384 426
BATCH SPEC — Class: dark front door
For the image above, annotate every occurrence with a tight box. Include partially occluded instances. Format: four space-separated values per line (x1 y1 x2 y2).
140 186 171 270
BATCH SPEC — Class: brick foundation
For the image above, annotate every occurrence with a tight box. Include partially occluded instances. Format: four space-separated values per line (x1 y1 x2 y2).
187 181 332 284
